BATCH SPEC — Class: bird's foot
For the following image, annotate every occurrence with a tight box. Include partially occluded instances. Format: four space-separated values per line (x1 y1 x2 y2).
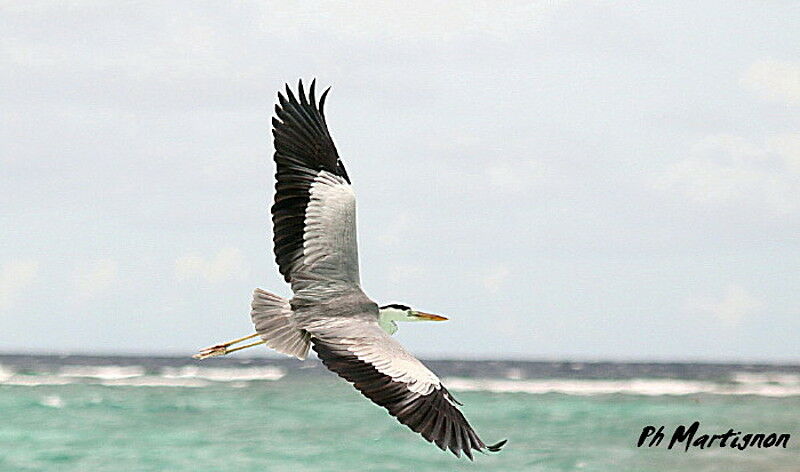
193 333 266 360
193 343 230 359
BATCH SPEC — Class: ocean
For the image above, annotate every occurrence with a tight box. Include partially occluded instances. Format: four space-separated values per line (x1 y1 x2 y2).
1 355 798 471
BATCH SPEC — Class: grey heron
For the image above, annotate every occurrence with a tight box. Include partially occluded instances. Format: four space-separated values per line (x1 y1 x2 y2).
195 80 506 459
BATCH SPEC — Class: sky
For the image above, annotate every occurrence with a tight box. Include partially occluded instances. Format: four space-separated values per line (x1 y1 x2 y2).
1 1 799 361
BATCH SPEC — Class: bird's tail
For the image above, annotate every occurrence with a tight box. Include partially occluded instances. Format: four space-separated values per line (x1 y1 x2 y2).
251 288 311 360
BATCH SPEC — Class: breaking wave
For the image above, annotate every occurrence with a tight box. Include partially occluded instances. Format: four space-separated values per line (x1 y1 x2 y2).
0 363 285 388
444 374 800 397
60 365 146 380
2 357 798 396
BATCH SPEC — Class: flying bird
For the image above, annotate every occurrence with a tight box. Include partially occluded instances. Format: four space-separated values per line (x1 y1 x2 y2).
195 80 506 459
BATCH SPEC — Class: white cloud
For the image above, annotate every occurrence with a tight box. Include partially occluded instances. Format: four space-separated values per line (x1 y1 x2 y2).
386 263 425 286
175 247 247 283
692 285 762 327
377 212 414 246
256 1 565 42
656 134 800 216
741 59 800 105
73 258 118 299
486 159 546 194
0 260 39 310
483 265 510 294
767 133 800 174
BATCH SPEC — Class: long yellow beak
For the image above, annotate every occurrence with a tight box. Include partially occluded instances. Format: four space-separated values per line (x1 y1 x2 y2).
414 312 449 321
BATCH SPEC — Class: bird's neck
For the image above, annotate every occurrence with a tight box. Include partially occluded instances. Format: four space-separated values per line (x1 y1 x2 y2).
378 318 398 335
378 307 408 335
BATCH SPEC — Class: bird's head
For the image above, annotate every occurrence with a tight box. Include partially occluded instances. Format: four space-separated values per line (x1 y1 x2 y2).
377 304 448 335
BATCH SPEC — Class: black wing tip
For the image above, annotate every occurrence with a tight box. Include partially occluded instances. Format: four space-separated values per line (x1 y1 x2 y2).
319 86 331 114
273 78 332 134
278 78 326 105
455 437 506 460
443 387 464 406
485 439 508 453
313 339 487 461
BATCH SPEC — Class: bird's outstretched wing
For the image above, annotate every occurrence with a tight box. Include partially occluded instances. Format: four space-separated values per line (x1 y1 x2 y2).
310 322 506 459
271 80 359 291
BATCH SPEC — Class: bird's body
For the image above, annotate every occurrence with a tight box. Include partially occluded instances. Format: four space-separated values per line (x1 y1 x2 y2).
196 80 505 459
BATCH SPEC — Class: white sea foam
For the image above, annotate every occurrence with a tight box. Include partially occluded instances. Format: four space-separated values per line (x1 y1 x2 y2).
2 375 75 386
444 378 800 397
59 365 146 380
1 374 207 387
160 365 286 382
0 364 283 387
731 372 800 385
100 376 210 388
40 395 64 408
504 368 523 380
0 364 15 382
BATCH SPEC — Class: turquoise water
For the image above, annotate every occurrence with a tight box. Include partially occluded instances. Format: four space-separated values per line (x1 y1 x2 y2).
1 373 798 471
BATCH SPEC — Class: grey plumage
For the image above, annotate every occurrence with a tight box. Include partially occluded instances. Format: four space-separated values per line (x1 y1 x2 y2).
250 289 310 360
247 79 506 459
